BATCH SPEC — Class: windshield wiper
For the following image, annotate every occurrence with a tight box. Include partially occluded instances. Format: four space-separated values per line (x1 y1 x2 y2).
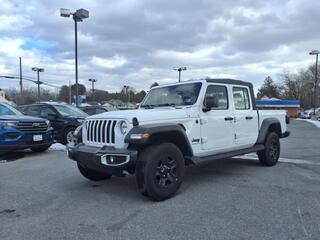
156 103 176 107
141 104 155 109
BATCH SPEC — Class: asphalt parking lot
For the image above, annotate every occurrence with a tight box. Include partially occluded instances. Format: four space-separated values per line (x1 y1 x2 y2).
0 120 319 240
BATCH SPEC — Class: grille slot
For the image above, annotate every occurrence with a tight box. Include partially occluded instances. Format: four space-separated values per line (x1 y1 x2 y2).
16 121 48 133
86 119 117 145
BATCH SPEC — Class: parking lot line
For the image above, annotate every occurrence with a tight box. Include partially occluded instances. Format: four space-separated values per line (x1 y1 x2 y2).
238 154 320 166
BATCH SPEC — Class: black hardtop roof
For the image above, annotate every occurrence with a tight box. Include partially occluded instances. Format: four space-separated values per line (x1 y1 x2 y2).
205 78 253 88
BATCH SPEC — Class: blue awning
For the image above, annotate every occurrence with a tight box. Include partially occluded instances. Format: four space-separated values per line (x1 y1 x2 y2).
256 100 300 107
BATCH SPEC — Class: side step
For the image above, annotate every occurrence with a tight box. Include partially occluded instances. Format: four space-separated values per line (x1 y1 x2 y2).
191 144 265 165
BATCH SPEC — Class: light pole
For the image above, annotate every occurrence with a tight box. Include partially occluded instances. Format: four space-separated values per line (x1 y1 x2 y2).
173 67 187 82
60 8 89 106
88 78 97 92
32 67 44 103
309 50 319 115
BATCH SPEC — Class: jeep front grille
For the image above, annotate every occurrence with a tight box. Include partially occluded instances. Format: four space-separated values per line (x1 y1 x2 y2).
16 121 48 133
85 119 117 145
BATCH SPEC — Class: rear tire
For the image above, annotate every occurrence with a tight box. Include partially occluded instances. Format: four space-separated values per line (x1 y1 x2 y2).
31 145 51 153
258 132 280 166
135 143 185 201
77 162 112 181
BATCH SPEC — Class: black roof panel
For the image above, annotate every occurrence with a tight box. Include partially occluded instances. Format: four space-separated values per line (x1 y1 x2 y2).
204 78 253 88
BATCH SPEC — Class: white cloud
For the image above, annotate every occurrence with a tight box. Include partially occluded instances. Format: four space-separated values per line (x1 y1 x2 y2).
91 55 126 69
0 0 319 93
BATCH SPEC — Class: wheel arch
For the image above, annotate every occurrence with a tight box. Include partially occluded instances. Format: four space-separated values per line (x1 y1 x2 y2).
125 124 193 158
256 118 282 144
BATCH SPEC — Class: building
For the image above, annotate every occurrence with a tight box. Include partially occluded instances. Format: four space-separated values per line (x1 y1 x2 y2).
256 98 300 118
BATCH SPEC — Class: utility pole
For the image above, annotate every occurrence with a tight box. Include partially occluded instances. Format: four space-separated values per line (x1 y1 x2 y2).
88 78 97 92
173 67 187 82
19 57 23 101
32 67 44 103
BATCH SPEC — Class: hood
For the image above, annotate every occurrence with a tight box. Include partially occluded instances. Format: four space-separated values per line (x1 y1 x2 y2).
0 115 47 122
87 107 197 124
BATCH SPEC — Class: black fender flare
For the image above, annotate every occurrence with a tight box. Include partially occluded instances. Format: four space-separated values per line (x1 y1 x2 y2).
256 118 282 144
125 123 194 157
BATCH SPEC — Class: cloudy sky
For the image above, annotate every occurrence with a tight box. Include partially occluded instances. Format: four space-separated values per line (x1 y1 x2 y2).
0 0 319 93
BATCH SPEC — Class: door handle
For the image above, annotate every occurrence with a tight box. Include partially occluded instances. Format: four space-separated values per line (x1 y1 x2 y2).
245 116 253 120
224 117 234 121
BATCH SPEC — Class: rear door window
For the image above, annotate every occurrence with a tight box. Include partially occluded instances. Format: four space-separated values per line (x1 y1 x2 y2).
233 87 250 110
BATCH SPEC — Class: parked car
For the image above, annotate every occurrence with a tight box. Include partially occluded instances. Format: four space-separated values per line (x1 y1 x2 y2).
0 102 53 152
68 78 290 201
80 106 110 115
18 102 88 145
300 110 313 119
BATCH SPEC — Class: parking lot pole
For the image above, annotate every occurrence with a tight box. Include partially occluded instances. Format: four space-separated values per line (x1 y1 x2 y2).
314 54 318 115
37 71 40 103
74 17 79 107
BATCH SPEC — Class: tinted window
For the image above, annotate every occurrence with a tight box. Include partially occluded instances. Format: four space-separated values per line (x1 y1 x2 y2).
53 104 87 117
96 108 107 114
84 109 95 115
204 85 228 110
233 87 250 110
40 106 56 117
26 106 40 116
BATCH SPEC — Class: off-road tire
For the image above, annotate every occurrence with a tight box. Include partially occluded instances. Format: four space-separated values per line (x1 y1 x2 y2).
30 145 51 153
135 143 185 201
258 132 280 166
77 162 112 181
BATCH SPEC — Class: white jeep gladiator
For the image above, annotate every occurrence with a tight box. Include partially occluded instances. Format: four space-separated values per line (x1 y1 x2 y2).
67 78 290 201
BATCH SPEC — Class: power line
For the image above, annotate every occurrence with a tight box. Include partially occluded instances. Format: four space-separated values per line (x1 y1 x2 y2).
0 74 61 88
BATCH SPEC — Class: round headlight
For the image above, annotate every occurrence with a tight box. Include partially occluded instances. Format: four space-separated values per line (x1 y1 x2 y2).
119 121 128 134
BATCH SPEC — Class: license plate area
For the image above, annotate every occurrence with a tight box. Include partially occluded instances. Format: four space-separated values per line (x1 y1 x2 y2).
33 135 43 142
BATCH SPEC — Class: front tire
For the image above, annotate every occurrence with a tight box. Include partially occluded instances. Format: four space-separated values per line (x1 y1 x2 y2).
30 145 51 153
135 143 185 201
62 127 76 145
77 162 112 181
258 132 280 166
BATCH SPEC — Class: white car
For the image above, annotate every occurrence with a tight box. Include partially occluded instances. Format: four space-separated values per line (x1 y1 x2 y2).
67 79 290 201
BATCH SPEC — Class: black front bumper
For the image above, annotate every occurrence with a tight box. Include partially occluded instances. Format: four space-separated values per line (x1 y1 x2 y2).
67 143 138 175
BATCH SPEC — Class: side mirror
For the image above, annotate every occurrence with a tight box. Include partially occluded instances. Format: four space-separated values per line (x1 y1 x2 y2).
47 113 57 120
203 96 218 112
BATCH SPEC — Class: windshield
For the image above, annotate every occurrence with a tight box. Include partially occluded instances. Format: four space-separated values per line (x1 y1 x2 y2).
53 104 88 118
0 103 23 116
141 82 202 108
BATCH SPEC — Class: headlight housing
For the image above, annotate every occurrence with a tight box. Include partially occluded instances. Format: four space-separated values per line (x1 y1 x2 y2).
77 119 85 124
0 121 18 127
119 120 128 134
74 125 83 136
45 120 50 126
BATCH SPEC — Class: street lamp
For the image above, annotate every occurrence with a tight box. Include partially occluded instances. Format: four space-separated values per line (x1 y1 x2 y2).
31 67 44 103
309 50 319 115
88 78 97 92
60 8 89 106
173 67 187 82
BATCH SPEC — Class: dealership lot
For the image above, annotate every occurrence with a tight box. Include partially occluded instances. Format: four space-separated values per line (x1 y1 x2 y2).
0 120 319 240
